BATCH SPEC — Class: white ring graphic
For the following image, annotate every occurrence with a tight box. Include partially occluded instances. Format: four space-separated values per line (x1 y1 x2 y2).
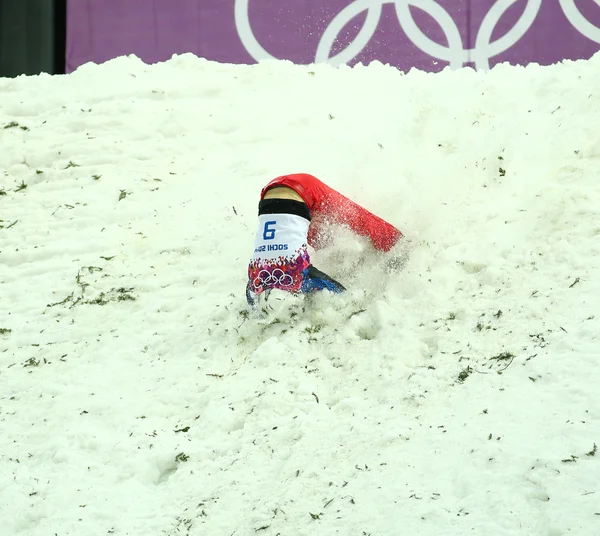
473 0 542 69
235 0 596 70
235 0 276 61
394 0 466 68
559 0 600 44
315 0 383 66
253 268 294 290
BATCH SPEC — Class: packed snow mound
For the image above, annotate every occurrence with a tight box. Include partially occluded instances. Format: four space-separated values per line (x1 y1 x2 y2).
1 52 600 536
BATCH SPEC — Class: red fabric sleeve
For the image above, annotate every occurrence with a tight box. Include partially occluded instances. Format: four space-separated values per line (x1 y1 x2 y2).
261 173 402 252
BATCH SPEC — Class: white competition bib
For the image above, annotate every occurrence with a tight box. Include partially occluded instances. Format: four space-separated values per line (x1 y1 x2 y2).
248 213 311 295
251 214 309 262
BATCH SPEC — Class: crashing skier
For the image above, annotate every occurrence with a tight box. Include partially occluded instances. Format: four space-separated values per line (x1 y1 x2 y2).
246 173 403 306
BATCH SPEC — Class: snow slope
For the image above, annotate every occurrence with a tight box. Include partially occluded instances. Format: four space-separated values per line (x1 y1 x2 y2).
1 53 600 536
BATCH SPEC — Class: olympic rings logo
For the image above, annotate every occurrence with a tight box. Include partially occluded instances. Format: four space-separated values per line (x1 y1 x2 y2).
253 268 294 290
235 0 600 71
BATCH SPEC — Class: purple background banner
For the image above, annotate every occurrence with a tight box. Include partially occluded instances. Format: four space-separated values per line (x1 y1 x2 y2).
66 0 600 73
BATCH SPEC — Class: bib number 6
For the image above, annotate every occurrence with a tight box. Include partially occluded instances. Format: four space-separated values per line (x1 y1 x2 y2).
263 220 276 240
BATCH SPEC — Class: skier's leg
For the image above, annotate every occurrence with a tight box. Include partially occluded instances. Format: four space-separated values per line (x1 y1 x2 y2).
301 265 346 294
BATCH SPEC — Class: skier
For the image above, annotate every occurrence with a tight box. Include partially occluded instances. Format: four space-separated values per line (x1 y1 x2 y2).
246 173 403 306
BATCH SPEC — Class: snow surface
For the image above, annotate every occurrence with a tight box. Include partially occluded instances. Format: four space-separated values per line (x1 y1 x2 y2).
1 52 600 536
